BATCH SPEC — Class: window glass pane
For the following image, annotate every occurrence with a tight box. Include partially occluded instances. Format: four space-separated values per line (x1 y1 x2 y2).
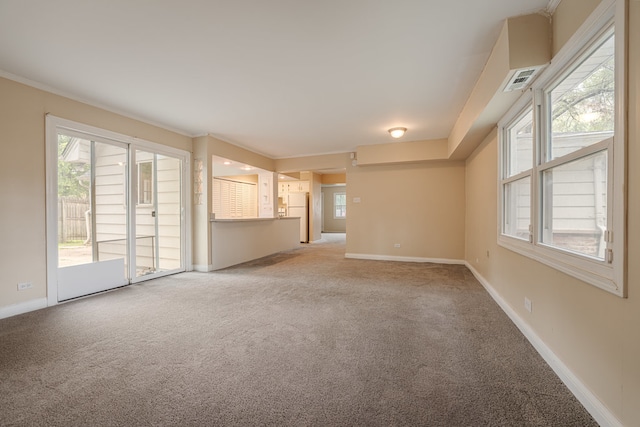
506 109 533 177
549 32 614 160
541 150 607 259
57 134 92 267
334 193 346 218
503 176 531 240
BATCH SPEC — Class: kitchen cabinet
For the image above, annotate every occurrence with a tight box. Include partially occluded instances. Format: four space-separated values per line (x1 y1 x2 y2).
279 181 309 196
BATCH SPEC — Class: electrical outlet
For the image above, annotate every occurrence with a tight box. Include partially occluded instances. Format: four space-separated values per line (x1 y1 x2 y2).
524 297 532 313
17 282 33 291
394 243 401 248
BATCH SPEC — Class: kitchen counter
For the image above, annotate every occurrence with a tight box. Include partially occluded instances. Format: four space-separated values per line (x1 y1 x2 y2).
210 216 300 270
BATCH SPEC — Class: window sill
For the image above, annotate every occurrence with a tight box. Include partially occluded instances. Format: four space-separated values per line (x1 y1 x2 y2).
497 235 622 297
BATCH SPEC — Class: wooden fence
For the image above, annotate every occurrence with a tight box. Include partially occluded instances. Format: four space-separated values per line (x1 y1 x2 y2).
58 197 90 243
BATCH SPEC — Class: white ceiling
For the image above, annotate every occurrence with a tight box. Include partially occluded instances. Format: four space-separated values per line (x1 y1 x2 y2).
0 0 550 159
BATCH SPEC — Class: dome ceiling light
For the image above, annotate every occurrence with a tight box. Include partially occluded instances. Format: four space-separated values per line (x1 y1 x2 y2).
388 127 407 138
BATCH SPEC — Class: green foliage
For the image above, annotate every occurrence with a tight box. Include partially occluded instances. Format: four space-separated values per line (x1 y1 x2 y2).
552 56 614 134
58 135 90 199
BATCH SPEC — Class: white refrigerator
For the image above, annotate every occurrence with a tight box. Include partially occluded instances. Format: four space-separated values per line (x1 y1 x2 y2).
288 192 309 243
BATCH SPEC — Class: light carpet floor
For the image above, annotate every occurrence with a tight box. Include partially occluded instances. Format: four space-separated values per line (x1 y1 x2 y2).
0 234 597 426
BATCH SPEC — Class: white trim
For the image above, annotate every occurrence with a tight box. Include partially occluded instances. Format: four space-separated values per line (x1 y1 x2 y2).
193 264 214 272
538 0 617 89
45 115 192 303
184 156 193 272
546 0 562 14
465 262 623 427
0 298 48 320
45 115 60 307
345 253 465 265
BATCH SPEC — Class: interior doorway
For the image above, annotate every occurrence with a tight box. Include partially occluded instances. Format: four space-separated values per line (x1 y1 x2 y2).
320 184 347 234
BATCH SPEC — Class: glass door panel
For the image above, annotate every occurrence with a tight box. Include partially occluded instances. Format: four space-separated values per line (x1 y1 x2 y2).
94 141 129 274
57 134 91 267
56 133 128 301
134 150 183 279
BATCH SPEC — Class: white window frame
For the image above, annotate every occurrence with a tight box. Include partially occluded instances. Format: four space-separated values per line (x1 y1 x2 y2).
497 0 626 297
501 105 534 243
334 192 346 219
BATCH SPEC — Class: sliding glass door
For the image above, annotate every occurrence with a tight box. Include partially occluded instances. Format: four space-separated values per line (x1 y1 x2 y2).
47 117 188 302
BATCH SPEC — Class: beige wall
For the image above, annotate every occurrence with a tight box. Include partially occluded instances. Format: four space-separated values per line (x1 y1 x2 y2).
192 136 213 270
219 174 259 184
321 173 346 185
357 139 448 165
208 136 275 172
624 0 640 419
193 135 276 270
346 161 465 261
322 186 347 233
552 0 601 55
275 153 349 174
465 1 640 424
210 218 300 270
0 77 192 309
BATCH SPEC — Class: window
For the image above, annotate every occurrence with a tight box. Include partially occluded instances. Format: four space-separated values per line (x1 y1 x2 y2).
138 161 153 205
498 0 625 297
502 108 533 242
334 193 346 219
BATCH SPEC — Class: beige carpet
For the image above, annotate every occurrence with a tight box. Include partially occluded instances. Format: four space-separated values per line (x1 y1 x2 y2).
0 233 596 426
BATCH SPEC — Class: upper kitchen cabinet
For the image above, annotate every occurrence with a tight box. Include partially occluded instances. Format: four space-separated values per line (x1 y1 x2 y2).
279 180 309 197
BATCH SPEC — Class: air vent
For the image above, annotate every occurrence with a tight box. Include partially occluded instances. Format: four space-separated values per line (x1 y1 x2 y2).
503 66 543 92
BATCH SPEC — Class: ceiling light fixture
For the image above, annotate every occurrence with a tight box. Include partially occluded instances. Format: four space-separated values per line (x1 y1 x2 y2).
388 127 407 138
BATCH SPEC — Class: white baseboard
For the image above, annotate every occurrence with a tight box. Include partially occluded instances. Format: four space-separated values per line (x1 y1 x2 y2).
192 264 214 272
464 261 622 427
0 298 48 320
345 253 465 265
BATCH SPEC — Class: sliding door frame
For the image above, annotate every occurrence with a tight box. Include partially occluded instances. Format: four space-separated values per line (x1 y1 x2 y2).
45 115 192 306
130 144 190 283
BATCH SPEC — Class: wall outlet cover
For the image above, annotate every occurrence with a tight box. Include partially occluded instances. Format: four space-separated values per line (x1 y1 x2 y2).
17 282 33 291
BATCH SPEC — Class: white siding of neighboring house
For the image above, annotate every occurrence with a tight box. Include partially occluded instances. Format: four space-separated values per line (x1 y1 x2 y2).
94 143 128 265
513 131 610 257
134 152 182 273
63 141 182 275
155 155 182 271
